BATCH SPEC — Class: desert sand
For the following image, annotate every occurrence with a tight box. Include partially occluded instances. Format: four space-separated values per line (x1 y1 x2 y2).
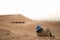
0 14 60 40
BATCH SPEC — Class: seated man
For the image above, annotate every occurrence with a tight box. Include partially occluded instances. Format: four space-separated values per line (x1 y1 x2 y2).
36 25 54 37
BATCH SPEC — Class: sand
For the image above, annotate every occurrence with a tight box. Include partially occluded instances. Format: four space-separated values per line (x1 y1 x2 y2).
0 14 60 40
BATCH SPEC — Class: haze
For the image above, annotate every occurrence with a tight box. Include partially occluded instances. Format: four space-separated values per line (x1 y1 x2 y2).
0 0 60 21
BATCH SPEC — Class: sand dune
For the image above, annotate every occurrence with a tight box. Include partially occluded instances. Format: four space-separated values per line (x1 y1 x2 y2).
0 14 60 40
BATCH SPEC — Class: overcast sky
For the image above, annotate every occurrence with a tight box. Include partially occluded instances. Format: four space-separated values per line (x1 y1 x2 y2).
0 0 60 21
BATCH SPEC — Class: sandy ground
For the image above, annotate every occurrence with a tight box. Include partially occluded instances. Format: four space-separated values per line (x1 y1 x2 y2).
0 14 60 40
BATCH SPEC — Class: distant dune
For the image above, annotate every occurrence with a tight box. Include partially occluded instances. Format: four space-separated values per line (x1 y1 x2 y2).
0 14 60 40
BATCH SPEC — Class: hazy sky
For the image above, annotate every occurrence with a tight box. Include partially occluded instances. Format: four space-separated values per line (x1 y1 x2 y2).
0 0 60 21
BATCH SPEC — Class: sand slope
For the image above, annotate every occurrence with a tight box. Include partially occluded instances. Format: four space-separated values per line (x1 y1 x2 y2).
0 14 60 40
